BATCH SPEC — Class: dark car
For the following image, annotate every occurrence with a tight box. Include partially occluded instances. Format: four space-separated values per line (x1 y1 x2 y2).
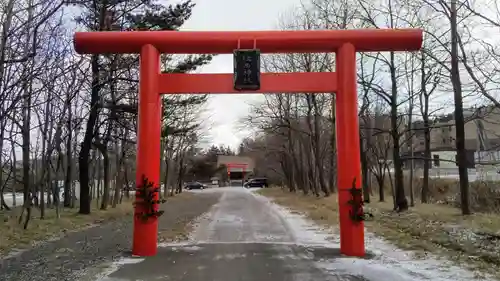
244 178 268 188
185 182 205 190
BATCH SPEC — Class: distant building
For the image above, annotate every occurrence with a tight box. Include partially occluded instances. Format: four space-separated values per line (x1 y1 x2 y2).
402 105 500 168
217 155 255 174
358 105 500 169
404 106 500 153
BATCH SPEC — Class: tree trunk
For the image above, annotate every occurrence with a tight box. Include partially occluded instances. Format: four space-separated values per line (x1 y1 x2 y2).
312 95 329 196
360 132 370 203
112 128 124 207
0 120 8 210
176 156 185 194
450 0 470 215
78 53 100 215
378 174 385 202
0 0 15 210
422 117 431 203
64 94 73 207
78 1 108 215
22 0 34 208
389 50 408 212
420 50 430 204
408 97 415 207
71 111 79 208
99 148 110 210
163 139 170 197
10 125 17 207
329 94 337 193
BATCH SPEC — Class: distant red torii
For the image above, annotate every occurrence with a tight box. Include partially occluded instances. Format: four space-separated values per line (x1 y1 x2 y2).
225 163 248 181
73 28 423 258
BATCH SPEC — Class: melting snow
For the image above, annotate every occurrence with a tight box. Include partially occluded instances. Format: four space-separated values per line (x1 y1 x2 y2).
91 187 494 281
251 191 494 281
169 245 204 252
214 253 247 260
94 257 145 281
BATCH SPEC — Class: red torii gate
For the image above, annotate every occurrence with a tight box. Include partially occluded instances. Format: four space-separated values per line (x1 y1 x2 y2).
73 29 422 258
226 163 248 182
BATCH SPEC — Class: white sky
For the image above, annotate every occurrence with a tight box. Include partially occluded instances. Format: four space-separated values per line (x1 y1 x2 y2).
179 0 303 150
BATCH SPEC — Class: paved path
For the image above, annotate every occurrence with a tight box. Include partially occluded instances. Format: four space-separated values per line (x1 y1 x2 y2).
99 187 362 281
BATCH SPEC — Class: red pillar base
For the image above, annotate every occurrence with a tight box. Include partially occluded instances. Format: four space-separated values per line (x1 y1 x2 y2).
132 217 159 256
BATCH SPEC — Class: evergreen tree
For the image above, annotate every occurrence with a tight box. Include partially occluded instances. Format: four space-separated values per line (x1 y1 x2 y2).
75 0 212 214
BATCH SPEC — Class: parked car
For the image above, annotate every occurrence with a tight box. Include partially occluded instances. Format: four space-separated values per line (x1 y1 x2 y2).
185 181 205 190
244 178 269 188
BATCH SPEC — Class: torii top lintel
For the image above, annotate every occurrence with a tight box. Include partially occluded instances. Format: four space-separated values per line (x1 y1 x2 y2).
73 29 423 55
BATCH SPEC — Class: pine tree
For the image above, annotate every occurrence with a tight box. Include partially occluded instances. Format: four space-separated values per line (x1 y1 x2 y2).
75 0 213 214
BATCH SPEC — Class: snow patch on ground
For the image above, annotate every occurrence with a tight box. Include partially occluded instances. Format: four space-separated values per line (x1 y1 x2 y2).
246 187 264 192
157 240 193 248
187 191 229 242
94 257 145 281
168 245 204 252
157 192 227 248
186 186 238 194
213 253 247 260
251 191 494 281
252 191 335 246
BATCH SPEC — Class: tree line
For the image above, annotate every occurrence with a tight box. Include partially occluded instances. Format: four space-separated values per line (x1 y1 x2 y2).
0 0 212 228
241 0 500 215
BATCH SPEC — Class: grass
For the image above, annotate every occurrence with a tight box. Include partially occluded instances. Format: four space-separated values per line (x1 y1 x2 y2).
0 192 194 255
0 192 200 256
0 198 137 256
258 187 500 279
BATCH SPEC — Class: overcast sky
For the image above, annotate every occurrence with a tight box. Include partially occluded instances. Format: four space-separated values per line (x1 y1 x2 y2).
178 0 302 150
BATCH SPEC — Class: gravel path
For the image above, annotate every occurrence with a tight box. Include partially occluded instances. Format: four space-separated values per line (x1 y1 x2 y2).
0 192 221 281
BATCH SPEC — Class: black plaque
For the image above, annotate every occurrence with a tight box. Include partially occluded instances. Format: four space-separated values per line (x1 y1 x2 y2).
233 49 261 91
